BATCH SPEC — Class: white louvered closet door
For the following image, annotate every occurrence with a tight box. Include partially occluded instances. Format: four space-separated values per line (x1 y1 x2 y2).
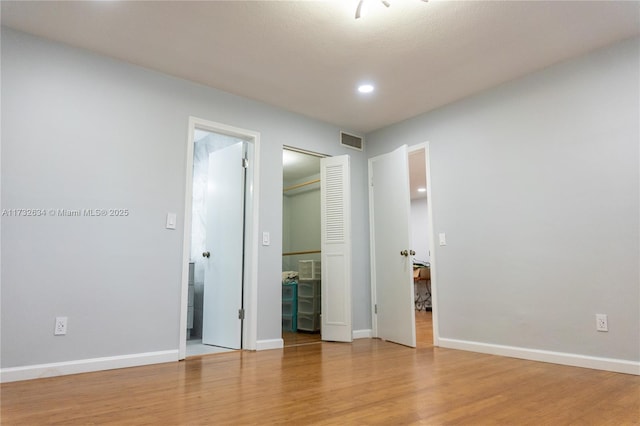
320 155 353 342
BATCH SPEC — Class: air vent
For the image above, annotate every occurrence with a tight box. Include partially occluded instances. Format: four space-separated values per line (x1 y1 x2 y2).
340 131 364 151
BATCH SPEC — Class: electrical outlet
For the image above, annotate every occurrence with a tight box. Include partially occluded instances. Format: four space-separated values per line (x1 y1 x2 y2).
595 314 608 332
54 316 68 335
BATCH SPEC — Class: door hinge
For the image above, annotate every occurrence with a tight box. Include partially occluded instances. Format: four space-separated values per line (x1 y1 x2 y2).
374 304 377 314
370 176 374 187
238 308 245 320
242 158 249 169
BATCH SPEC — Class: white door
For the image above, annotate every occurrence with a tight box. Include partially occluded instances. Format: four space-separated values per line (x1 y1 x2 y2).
320 155 353 342
369 145 416 347
202 142 245 349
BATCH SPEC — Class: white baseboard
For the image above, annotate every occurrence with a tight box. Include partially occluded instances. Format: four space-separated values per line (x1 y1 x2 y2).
352 329 372 339
438 338 640 376
256 338 283 351
0 350 179 383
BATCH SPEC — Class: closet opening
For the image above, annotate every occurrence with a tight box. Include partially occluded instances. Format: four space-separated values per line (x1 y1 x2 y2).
281 147 324 347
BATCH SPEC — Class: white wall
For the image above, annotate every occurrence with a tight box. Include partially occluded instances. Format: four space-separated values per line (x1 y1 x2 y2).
282 185 322 272
410 198 430 263
0 28 371 371
282 195 292 272
366 37 640 365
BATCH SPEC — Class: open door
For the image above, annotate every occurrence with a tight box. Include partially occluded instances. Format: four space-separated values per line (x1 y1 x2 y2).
202 141 245 349
369 145 416 347
320 155 353 342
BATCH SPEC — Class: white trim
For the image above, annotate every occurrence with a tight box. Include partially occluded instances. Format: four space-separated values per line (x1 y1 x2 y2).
179 121 196 360
245 131 260 351
180 117 261 359
368 155 379 338
439 338 640 376
283 145 328 159
0 350 179 383
256 339 284 351
353 329 373 339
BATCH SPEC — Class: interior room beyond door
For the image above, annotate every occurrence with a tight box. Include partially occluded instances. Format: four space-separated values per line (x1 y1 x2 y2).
282 148 323 346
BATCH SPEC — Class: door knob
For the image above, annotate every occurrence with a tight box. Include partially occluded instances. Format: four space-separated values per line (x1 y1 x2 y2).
400 250 408 257
202 251 210 258
410 250 416 256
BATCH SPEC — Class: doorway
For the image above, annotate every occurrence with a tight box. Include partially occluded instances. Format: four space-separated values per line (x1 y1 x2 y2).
179 118 260 360
369 143 437 348
281 147 323 347
408 146 433 348
281 149 354 344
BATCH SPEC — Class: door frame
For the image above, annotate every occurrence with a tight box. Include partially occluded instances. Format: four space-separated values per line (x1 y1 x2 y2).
179 117 261 359
369 142 439 346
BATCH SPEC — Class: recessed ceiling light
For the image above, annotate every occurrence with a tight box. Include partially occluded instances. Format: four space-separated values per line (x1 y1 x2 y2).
358 84 375 94
417 187 427 192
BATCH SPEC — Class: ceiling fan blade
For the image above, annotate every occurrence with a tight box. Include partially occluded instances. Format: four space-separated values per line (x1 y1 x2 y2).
355 0 364 19
356 0 426 20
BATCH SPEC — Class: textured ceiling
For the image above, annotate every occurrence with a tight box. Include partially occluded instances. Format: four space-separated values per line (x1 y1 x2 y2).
2 1 639 134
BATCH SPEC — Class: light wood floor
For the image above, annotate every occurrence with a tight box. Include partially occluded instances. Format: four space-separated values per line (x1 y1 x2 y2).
2 312 638 425
282 330 322 347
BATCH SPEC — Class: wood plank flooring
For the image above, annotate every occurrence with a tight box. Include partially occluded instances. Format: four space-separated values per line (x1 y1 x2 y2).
2 312 638 425
282 330 322 347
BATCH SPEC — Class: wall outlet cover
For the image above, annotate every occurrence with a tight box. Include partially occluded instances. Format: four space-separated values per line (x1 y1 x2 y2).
596 313 608 332
54 316 68 335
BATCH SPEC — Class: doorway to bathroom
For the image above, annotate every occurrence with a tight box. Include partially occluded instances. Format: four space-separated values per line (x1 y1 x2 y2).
179 118 260 359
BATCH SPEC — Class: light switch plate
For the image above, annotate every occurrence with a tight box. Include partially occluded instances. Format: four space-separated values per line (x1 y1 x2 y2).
439 233 447 246
166 213 177 230
262 231 270 246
